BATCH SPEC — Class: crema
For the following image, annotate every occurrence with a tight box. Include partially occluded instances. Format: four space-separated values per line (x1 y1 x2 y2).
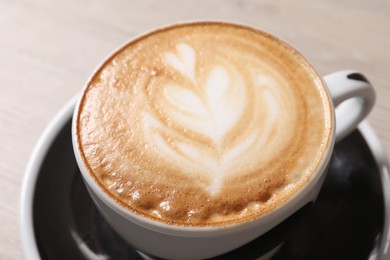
75 22 332 226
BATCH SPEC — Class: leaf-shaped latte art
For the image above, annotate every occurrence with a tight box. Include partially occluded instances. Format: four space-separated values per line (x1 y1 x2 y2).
143 43 280 194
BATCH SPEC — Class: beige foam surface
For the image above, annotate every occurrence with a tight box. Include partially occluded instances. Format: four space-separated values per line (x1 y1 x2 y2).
76 22 333 226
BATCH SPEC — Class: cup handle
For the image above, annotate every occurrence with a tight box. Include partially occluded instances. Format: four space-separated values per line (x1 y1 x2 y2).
323 70 376 142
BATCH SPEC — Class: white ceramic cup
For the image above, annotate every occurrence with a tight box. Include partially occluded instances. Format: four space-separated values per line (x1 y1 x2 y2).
72 22 375 260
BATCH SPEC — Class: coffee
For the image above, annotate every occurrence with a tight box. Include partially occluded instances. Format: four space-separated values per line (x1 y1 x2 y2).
75 22 333 227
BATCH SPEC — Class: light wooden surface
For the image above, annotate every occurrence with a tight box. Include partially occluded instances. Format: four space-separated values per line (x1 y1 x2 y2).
1 0 389 259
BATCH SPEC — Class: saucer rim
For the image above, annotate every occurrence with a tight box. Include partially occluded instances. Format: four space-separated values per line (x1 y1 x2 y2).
20 95 79 260
19 96 390 260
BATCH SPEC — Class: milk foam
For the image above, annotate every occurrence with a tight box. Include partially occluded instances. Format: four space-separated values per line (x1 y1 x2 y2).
76 23 332 226
145 43 288 194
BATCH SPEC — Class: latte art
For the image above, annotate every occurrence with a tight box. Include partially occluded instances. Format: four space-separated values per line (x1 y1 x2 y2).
76 23 332 226
145 43 291 195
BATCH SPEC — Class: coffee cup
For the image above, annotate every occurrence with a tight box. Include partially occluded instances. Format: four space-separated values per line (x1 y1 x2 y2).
71 21 375 259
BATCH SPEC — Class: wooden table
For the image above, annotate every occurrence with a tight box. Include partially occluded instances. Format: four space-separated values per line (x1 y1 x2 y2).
1 0 389 258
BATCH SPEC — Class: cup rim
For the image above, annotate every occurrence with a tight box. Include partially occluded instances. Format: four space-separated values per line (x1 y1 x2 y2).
71 20 336 236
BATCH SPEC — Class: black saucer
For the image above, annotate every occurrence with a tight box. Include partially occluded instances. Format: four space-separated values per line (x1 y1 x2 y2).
30 114 384 260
